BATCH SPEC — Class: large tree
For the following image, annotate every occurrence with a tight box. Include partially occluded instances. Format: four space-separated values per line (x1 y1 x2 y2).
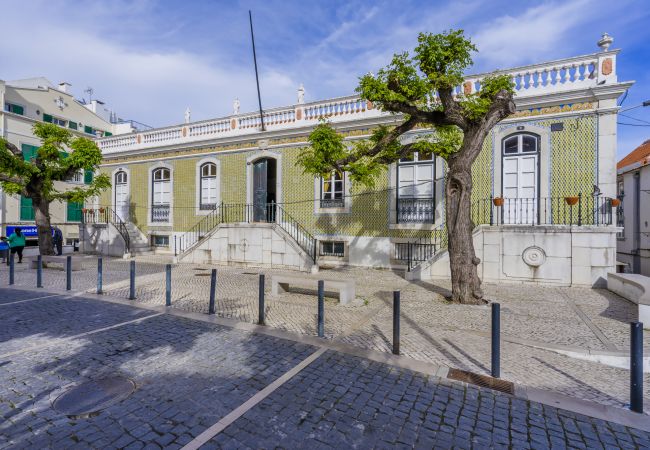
299 30 516 304
0 123 110 255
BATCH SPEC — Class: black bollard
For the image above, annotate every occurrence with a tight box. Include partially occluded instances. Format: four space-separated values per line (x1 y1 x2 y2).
491 303 501 378
631 322 644 413
129 260 136 300
317 280 324 338
97 257 103 294
208 269 217 315
258 274 265 325
9 254 14 285
37 255 43 288
66 255 72 291
165 264 172 306
393 290 401 355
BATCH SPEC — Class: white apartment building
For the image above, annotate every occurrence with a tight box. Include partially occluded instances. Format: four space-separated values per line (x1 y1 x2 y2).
0 77 131 247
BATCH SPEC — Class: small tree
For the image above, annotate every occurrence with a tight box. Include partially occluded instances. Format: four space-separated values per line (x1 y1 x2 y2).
0 123 110 255
298 30 516 304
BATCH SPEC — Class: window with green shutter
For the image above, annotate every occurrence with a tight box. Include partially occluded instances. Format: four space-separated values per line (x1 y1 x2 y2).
84 170 93 184
67 201 83 222
68 121 78 130
84 125 93 134
21 144 38 161
20 196 34 221
5 103 24 115
104 131 112 137
43 113 53 123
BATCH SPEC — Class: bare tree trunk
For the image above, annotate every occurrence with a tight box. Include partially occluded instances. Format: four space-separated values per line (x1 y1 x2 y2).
32 197 54 256
445 149 483 304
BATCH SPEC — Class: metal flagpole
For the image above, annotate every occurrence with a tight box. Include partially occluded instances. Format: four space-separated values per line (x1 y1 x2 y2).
249 10 265 131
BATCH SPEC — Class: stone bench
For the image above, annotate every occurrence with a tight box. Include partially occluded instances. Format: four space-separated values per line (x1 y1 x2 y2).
29 255 82 271
271 275 356 306
608 272 650 326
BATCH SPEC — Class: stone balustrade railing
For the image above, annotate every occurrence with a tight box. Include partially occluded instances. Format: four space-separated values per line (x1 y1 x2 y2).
97 50 618 155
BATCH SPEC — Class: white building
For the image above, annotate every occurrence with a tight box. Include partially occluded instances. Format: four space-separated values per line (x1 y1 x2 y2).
0 77 132 247
617 140 650 275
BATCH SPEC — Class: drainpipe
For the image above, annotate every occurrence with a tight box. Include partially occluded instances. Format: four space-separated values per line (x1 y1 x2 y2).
633 172 641 273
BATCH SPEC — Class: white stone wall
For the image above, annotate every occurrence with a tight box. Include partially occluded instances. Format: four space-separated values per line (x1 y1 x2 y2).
179 223 314 272
422 225 618 287
80 223 128 257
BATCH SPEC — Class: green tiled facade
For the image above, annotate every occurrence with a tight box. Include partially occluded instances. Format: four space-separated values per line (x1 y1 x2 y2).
98 108 600 242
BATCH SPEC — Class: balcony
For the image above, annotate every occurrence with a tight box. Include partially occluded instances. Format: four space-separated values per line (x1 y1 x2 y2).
397 198 435 223
320 198 345 209
152 204 170 222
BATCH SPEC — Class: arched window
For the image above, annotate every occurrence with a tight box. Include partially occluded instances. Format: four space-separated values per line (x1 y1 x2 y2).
114 170 129 220
503 133 538 155
200 163 218 209
152 168 171 222
115 171 127 185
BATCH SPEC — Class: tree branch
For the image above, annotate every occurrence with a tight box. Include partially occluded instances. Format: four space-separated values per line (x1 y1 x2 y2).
437 87 468 130
0 173 25 185
4 141 23 157
483 89 516 129
333 116 421 169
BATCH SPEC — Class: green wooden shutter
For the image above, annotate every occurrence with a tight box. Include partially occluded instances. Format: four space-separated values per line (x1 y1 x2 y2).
68 121 78 130
104 131 112 137
67 201 83 222
84 125 93 134
20 196 34 221
84 170 93 184
43 113 53 123
12 104 24 115
21 144 38 161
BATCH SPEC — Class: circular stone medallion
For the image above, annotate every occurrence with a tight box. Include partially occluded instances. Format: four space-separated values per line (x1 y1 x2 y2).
522 246 546 267
53 376 136 418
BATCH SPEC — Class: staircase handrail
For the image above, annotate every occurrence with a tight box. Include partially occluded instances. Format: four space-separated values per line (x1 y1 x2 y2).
82 207 131 254
175 203 224 256
272 203 318 263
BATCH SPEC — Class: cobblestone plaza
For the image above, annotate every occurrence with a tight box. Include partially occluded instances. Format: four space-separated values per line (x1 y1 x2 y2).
0 255 649 448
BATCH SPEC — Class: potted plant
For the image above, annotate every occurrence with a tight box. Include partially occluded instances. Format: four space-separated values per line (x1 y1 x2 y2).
99 207 105 213
611 198 621 207
82 208 88 214
564 196 579 206
493 197 504 207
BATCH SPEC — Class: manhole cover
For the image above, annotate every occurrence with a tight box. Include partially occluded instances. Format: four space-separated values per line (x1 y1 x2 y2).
53 376 135 418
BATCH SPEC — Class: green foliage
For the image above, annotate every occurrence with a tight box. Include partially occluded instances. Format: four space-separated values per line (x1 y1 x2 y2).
460 74 515 121
299 29 513 187
415 30 476 89
0 122 110 202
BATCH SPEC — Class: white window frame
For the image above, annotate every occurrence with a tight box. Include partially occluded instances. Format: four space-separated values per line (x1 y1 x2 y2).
195 157 221 215
148 163 173 226
314 171 351 214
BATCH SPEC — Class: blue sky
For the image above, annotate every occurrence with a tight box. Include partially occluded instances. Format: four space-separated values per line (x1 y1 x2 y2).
2 0 649 160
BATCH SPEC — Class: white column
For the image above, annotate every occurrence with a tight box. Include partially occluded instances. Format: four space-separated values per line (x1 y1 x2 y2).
597 97 618 198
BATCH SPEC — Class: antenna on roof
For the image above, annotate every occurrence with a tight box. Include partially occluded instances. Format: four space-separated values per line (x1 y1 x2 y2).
249 10 265 131
84 87 94 104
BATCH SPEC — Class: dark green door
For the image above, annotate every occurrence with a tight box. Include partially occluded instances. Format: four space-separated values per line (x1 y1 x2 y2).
253 159 268 222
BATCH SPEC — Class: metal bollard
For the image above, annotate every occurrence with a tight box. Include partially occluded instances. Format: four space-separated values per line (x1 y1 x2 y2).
317 280 324 338
165 264 172 306
393 290 401 355
66 255 72 291
97 257 103 294
208 269 217 315
258 274 265 325
37 255 43 288
129 260 136 300
631 322 644 413
9 254 14 285
491 303 501 378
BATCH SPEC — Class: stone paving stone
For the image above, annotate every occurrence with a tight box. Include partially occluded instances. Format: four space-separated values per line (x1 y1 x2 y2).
0 297 315 449
207 350 650 449
1 256 649 411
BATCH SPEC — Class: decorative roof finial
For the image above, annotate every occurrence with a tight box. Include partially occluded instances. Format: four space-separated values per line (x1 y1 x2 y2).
233 98 240 115
297 83 305 104
597 33 613 51
184 107 191 124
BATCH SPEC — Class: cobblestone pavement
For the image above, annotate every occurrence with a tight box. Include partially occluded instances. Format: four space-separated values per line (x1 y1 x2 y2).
1 256 648 411
1 288 649 449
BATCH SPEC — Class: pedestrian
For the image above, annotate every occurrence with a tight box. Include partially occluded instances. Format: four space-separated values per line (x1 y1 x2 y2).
53 226 63 256
4 227 26 263
0 239 8 264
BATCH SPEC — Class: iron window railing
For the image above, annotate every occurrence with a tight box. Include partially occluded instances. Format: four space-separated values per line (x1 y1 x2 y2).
152 204 170 222
320 198 345 208
396 197 435 223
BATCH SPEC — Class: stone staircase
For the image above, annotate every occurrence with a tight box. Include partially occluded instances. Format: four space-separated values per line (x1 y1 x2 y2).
124 222 154 256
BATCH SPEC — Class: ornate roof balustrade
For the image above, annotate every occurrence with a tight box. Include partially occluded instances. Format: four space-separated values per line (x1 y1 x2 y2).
96 50 620 155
